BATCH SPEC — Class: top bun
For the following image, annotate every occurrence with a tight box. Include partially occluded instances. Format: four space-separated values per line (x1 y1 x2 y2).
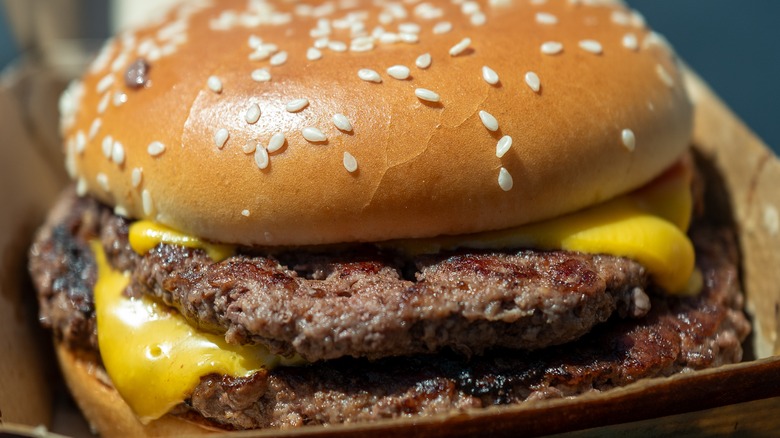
60 0 692 246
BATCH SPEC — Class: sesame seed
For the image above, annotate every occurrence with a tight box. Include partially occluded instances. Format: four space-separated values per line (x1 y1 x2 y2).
498 168 513 191
96 74 115 94
622 33 639 51
75 131 86 154
656 64 674 87
131 167 143 188
97 93 110 114
541 41 563 55
89 118 102 140
113 92 128 107
433 21 452 34
242 209 251 217
270 51 288 66
307 47 323 60
214 128 229 149
310 27 330 39
76 178 88 196
379 33 400 44
251 68 271 82
386 65 411 80
536 12 558 25
245 103 262 123
415 88 440 103
462 2 480 15
399 33 419 44
399 22 420 34
111 141 125 165
302 127 327 142
578 39 603 54
496 135 513 158
327 41 347 52
268 133 286 152
147 141 165 157
114 205 129 218
142 189 154 216
482 66 499 85
470 12 486 26
314 37 329 49
254 147 270 169
416 53 431 69
643 31 673 52
630 10 646 28
525 71 541 93
243 140 258 154
207 75 223 93
286 98 309 112
358 69 382 83
349 36 374 52
611 10 630 26
102 136 113 159
333 113 353 131
343 151 358 173
479 110 499 132
248 34 262 49
249 49 271 61
97 173 109 191
449 38 471 56
621 129 636 151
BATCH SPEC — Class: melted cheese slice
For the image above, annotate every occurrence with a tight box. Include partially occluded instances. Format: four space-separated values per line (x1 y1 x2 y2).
386 162 696 294
92 242 300 423
127 222 234 261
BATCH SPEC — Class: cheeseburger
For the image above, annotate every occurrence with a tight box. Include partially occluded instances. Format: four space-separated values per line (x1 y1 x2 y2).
29 0 750 435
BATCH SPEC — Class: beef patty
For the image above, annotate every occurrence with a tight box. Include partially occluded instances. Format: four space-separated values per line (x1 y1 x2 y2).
32 190 651 361
29 189 750 430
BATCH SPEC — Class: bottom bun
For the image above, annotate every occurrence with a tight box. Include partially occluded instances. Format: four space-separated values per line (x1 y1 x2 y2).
55 343 218 437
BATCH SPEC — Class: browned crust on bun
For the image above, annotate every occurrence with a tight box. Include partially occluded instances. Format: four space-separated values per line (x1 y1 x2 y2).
61 0 692 246
55 343 218 437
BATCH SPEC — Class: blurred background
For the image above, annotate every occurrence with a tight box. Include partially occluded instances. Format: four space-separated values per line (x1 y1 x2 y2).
0 0 778 153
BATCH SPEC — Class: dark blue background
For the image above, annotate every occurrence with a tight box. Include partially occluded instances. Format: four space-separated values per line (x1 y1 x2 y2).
1 2 778 153
627 0 779 153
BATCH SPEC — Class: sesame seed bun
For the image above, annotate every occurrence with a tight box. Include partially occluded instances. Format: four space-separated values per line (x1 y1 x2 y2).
61 0 691 246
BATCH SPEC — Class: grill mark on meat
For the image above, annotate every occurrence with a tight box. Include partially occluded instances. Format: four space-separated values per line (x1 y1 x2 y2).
28 191 99 355
30 192 651 362
30 194 647 361
183 229 749 431
29 184 750 431
126 230 647 361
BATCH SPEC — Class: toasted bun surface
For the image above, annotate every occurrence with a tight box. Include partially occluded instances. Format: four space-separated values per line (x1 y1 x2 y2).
61 0 692 246
55 343 217 437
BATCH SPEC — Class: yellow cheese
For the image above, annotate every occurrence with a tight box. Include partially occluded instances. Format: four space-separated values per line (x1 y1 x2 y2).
92 242 300 423
126 163 695 294
128 221 234 261
386 163 695 294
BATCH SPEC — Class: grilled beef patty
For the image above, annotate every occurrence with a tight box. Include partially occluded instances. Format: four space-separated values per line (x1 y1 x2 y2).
31 190 651 361
29 188 749 430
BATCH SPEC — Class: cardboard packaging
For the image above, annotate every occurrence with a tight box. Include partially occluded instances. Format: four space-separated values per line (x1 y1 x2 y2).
0 52 778 438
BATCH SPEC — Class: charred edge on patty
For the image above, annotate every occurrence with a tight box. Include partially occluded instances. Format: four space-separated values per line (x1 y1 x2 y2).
29 157 750 430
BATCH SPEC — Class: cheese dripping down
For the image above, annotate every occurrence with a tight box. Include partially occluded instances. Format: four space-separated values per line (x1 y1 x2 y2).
92 242 302 423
